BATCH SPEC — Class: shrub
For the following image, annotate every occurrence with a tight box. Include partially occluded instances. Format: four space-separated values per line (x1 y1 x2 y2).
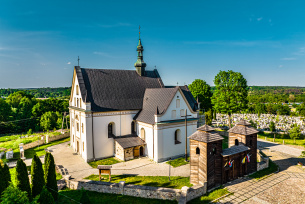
0 183 32 204
15 159 31 199
37 186 55 204
31 155 45 198
27 129 33 135
269 121 275 132
44 152 58 200
289 125 301 140
3 163 11 188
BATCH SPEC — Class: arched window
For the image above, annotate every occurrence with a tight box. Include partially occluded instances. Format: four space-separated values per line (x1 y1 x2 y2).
76 85 79 95
82 123 84 133
80 99 82 108
235 139 239 146
73 135 74 142
176 99 180 108
131 121 135 134
77 98 79 108
175 129 181 144
196 147 200 155
108 123 115 138
141 128 145 141
77 123 79 132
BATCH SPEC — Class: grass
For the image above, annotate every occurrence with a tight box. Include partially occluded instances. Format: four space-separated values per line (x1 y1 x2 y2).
188 186 230 204
88 157 121 168
84 174 192 189
249 151 278 180
166 157 189 167
57 189 177 204
258 132 305 147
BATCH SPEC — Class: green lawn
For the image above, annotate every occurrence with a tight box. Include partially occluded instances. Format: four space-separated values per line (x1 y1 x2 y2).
166 157 189 167
189 187 230 204
258 132 305 147
58 189 176 204
84 174 192 189
249 156 278 180
88 157 121 168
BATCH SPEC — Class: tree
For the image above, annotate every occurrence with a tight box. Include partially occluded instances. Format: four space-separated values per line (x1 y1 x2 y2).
79 188 91 204
297 103 305 117
44 152 58 200
211 70 248 127
40 111 58 131
37 186 55 204
289 125 301 140
2 163 11 189
0 98 12 121
188 79 213 111
31 155 45 198
15 159 31 199
269 121 275 132
0 184 36 204
205 109 213 125
249 120 257 129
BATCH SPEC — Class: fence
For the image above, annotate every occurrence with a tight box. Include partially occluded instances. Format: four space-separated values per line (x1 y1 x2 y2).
64 178 206 204
22 132 69 150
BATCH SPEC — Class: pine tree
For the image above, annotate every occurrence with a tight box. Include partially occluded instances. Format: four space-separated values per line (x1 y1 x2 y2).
37 186 55 204
44 152 58 200
79 188 91 204
15 159 31 199
31 154 45 198
3 163 11 188
0 163 5 196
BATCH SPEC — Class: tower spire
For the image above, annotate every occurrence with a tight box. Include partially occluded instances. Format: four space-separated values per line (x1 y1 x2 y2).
134 25 146 76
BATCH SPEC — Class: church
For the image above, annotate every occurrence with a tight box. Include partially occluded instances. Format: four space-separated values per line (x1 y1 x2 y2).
69 33 199 162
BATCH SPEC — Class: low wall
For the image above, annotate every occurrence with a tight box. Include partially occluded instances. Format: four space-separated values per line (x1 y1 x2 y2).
23 139 45 150
46 133 69 143
257 151 269 171
64 179 206 203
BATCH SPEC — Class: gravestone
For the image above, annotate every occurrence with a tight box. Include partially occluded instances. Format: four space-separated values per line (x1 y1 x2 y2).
6 151 13 159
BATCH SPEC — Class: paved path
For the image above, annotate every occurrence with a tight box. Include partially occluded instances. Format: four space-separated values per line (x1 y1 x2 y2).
218 140 305 204
50 142 190 180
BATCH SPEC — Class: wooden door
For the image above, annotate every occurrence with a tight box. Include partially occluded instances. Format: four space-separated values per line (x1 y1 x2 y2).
207 154 215 188
134 147 140 158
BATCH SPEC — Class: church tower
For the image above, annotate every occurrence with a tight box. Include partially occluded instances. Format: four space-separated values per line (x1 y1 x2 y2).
134 26 146 76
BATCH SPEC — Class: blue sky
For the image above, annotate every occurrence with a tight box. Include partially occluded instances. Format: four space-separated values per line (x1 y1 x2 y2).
1 0 305 88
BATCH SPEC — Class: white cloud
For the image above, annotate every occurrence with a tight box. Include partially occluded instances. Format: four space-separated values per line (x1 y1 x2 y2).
67 62 71 64
257 17 263 21
281 57 296 61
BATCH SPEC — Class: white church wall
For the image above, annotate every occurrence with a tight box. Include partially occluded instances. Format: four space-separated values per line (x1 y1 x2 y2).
137 122 154 159
160 90 197 122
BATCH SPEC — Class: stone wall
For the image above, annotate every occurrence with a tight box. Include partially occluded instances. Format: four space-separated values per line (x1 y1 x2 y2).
64 178 207 203
23 139 45 150
46 133 69 143
257 151 269 171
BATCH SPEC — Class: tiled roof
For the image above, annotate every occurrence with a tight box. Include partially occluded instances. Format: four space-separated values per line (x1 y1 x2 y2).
221 145 250 156
135 86 198 124
228 125 259 135
76 67 164 112
236 119 251 126
114 135 146 149
197 124 215 132
189 131 224 143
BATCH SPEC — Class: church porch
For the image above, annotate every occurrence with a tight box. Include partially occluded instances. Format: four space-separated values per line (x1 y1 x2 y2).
114 135 146 161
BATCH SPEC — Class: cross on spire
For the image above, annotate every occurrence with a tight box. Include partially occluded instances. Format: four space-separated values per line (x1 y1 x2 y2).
78 56 80 66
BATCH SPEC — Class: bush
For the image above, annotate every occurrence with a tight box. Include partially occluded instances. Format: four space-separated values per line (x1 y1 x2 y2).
27 129 33 135
15 159 31 199
31 155 45 198
44 152 58 200
269 121 275 132
0 183 33 204
3 163 11 189
37 186 55 204
289 125 301 140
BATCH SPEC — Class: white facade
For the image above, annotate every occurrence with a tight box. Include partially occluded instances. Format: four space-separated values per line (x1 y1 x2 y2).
69 70 198 162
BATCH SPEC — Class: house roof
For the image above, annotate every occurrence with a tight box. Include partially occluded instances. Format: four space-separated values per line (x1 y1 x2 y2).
221 145 250 157
189 131 224 143
197 124 215 132
135 86 198 124
228 125 259 135
75 66 164 112
114 135 146 149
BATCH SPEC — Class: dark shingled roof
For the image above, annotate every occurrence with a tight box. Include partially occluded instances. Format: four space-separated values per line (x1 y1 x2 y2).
236 119 251 126
221 145 250 156
114 135 146 149
76 67 164 112
197 124 215 132
189 131 224 143
135 86 198 124
228 125 259 135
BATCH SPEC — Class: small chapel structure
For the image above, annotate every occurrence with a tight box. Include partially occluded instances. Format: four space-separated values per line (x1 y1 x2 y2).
189 120 258 189
69 32 199 163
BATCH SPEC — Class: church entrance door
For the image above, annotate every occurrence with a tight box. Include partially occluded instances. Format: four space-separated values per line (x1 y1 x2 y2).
134 147 140 158
140 146 144 156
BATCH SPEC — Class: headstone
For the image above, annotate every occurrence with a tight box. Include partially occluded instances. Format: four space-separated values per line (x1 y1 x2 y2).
6 151 13 159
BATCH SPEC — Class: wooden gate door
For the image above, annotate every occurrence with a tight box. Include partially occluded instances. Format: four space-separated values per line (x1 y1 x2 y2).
134 147 140 158
207 154 215 188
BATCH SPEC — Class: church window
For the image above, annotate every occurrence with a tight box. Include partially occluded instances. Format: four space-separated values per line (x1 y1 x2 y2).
80 99 82 108
196 147 200 155
76 85 79 95
176 99 180 108
171 110 176 119
73 135 74 142
141 128 145 141
131 121 136 134
77 98 79 108
175 129 181 144
77 123 79 132
82 123 84 133
235 139 239 146
108 123 115 138
180 109 184 117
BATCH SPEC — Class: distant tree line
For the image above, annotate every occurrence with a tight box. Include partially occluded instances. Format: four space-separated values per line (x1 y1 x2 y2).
0 87 71 99
0 91 69 134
